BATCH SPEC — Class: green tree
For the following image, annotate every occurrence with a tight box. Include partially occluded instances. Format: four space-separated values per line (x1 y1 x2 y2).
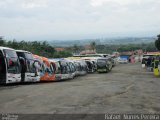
90 41 96 51
0 36 5 46
54 51 72 58
73 44 79 54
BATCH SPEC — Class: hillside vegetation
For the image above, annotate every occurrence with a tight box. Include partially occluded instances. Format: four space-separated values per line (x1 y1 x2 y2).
0 38 72 58
96 42 157 54
0 37 157 56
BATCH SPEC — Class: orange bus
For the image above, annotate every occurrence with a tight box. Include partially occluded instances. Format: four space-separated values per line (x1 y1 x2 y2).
33 55 56 81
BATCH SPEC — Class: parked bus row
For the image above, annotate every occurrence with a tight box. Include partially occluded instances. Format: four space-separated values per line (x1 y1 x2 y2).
0 46 115 84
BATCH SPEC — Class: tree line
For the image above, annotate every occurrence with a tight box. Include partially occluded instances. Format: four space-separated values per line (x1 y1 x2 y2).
0 36 159 57
68 42 157 54
0 37 72 58
155 34 160 51
96 42 157 54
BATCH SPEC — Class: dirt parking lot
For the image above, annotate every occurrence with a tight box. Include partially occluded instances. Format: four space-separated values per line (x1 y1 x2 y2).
0 63 160 114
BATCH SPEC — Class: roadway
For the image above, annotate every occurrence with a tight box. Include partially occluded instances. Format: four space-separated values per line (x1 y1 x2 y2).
0 63 160 114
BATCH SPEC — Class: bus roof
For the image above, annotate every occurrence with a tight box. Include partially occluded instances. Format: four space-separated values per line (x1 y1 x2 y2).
15 50 32 54
0 46 15 51
97 57 110 60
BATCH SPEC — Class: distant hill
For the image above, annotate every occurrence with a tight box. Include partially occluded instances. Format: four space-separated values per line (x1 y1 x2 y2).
49 39 101 47
101 37 155 44
49 37 156 47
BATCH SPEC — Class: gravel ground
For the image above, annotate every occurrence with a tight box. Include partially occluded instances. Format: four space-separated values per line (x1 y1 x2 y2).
0 63 160 114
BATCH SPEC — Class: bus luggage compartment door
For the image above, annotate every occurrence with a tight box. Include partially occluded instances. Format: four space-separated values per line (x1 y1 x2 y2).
7 73 21 83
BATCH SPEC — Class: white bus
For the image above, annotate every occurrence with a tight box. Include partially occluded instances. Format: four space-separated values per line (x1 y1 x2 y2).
16 50 40 82
0 47 21 84
49 59 74 80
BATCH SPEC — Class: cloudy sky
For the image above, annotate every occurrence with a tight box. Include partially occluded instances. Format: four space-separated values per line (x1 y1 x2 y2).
0 0 160 40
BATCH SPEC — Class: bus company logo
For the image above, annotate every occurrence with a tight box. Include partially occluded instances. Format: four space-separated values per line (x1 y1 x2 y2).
1 114 18 120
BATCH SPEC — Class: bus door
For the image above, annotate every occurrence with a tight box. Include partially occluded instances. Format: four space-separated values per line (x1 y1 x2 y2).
85 61 94 73
79 62 84 75
70 62 76 77
74 62 79 76
49 62 56 81
80 61 87 75
44 60 54 81
40 60 50 81
19 57 26 82
80 60 87 74
107 59 113 71
33 55 45 81
0 50 6 84
26 54 40 82
54 61 62 80
33 59 42 77
66 62 72 79
60 61 69 80
67 62 75 79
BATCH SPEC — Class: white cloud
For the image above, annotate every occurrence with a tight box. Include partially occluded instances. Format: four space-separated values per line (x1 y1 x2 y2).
90 0 136 7
21 0 49 9
90 0 160 7
0 0 160 40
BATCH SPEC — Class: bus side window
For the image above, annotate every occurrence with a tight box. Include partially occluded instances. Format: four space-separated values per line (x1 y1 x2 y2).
19 57 26 72
50 63 56 74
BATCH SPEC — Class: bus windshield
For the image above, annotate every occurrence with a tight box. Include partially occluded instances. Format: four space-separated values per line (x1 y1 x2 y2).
25 53 33 60
97 59 106 66
50 63 55 74
60 61 68 74
17 52 33 60
4 49 17 58
55 62 61 74
4 49 20 74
